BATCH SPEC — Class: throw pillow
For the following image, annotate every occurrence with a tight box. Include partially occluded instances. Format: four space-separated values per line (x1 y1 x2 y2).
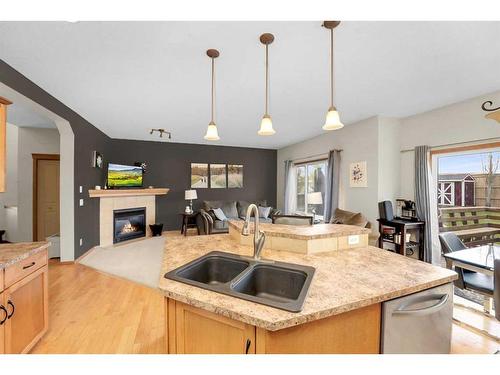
258 206 272 219
345 212 368 228
212 208 228 221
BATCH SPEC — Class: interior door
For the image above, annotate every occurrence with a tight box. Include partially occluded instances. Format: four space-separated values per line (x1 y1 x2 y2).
35 157 60 241
4 266 48 354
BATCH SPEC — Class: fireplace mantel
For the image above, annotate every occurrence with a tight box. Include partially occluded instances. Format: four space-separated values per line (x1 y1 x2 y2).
89 188 169 198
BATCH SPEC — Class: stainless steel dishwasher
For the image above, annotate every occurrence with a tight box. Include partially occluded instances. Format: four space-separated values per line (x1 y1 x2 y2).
381 283 453 354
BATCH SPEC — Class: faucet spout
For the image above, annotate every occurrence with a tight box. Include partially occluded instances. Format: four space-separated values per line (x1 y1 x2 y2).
241 204 266 260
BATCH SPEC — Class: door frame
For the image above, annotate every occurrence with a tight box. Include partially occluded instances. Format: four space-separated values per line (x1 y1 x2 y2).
32 153 60 241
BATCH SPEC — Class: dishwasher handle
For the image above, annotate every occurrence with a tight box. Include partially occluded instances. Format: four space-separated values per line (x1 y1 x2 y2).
393 294 449 317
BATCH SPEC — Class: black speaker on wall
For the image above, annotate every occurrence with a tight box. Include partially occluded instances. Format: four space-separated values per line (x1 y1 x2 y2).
378 201 394 221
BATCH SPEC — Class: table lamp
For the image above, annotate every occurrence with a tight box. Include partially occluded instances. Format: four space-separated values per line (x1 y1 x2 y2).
185 190 197 213
308 192 323 223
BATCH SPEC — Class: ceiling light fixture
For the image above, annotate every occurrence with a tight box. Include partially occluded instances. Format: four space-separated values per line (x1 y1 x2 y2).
150 128 171 139
204 49 220 141
322 21 344 131
258 33 276 136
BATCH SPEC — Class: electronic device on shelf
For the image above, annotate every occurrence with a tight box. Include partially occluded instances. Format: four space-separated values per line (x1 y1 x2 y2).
107 163 144 188
395 199 419 221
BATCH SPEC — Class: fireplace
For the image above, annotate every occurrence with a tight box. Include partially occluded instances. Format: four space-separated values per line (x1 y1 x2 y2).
113 207 146 243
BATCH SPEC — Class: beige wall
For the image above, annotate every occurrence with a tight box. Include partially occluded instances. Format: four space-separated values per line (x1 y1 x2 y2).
277 116 381 227
400 90 500 200
0 125 60 242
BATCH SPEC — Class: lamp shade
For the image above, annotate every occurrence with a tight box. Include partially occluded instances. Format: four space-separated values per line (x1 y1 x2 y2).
308 192 323 205
204 121 220 141
258 115 276 136
322 107 344 131
185 190 197 200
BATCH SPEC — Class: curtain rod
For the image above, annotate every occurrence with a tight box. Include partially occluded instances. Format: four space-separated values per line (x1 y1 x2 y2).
400 137 500 153
289 150 343 164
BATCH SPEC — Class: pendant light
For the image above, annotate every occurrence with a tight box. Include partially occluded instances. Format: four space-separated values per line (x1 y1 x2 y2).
258 33 276 136
204 49 220 141
322 21 344 131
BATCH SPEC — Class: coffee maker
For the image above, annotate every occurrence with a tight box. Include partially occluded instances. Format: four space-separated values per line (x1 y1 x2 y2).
396 199 418 221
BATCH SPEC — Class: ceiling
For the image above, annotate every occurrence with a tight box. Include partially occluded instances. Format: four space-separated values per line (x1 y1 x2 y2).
0 21 499 149
7 102 56 129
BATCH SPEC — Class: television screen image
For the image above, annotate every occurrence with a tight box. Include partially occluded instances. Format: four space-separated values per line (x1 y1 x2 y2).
107 163 143 188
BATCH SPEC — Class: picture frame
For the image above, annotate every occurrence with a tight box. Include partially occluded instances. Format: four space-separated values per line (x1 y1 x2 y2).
191 163 209 188
92 151 103 169
349 161 367 187
210 164 227 188
227 164 243 188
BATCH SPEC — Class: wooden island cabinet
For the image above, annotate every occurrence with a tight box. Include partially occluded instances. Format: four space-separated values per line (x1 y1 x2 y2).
0 244 49 354
165 298 381 354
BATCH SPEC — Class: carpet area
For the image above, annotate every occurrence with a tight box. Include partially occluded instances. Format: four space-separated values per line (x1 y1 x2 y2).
78 236 166 288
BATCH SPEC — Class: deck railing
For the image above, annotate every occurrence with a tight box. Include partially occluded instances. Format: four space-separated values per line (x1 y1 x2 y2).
438 206 500 246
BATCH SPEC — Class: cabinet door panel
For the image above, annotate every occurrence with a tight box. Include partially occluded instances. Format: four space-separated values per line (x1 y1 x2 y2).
174 301 255 354
0 292 5 354
5 265 48 354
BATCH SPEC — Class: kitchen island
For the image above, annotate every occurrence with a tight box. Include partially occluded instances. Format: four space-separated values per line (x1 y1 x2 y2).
159 227 457 354
0 242 49 354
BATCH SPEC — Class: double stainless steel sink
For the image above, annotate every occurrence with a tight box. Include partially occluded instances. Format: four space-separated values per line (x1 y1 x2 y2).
164 251 315 312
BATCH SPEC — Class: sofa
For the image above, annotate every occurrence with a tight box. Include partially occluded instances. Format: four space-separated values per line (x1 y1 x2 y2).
329 208 380 247
196 200 280 235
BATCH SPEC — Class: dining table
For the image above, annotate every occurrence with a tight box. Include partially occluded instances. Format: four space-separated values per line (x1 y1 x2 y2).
443 244 498 313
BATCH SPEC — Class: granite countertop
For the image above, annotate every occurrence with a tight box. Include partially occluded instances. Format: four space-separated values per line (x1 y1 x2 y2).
158 234 457 331
228 220 371 240
0 242 50 269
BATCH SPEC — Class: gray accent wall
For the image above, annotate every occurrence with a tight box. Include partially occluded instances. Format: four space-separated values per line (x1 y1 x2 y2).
1 60 277 258
0 60 111 259
109 139 277 230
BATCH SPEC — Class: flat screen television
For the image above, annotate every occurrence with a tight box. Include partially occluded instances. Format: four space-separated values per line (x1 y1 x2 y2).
107 163 143 188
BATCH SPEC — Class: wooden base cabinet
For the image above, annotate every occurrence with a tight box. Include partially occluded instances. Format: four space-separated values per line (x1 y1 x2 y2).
165 299 381 354
0 249 48 354
0 292 5 354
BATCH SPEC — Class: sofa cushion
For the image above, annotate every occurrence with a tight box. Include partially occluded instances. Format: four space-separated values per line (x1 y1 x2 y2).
330 208 357 224
203 200 239 219
212 208 228 221
237 200 268 218
258 206 272 219
213 220 229 230
345 212 369 228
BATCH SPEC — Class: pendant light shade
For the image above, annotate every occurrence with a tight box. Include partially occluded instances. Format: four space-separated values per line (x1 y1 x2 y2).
258 33 276 136
204 49 220 141
322 21 344 131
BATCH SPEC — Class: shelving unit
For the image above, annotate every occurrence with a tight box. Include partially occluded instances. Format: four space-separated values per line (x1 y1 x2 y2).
377 218 425 260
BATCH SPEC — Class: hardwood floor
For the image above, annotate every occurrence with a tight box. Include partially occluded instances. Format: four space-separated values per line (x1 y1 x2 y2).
30 260 165 354
29 254 499 354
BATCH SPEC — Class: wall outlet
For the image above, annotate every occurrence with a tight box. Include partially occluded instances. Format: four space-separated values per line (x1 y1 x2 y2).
348 235 360 245
79 186 83 193
79 238 83 246
79 198 84 206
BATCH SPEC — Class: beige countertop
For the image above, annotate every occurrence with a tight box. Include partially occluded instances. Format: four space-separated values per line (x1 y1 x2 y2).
0 242 50 269
158 234 457 331
228 220 370 240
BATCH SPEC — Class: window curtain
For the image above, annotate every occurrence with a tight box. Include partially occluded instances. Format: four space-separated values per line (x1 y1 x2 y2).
284 160 297 214
324 150 341 222
414 145 440 264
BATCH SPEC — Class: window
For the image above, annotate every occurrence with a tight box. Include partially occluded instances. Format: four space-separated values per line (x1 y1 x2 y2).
296 160 327 219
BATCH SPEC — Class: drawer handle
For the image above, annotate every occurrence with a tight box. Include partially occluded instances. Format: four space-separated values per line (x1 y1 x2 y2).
7 300 15 319
0 305 7 325
23 261 36 270
245 338 251 354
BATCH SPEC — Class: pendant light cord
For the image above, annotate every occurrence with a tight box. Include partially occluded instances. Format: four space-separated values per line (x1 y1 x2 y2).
265 43 269 115
211 57 215 123
330 27 334 108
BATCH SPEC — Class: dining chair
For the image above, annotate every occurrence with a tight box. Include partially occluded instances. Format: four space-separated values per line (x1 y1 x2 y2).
438 232 494 296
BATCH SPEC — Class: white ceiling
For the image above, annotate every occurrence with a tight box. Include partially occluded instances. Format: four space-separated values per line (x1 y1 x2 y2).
7 102 56 129
1 21 500 149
